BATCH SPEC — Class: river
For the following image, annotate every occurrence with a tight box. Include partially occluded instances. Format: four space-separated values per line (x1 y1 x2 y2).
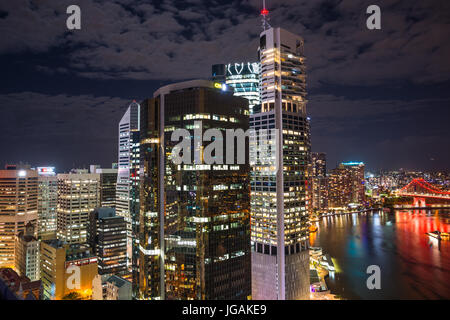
309 209 450 299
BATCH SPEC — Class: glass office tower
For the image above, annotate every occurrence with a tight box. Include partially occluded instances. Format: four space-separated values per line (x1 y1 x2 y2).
88 208 127 276
251 27 311 300
116 101 141 288
138 80 251 300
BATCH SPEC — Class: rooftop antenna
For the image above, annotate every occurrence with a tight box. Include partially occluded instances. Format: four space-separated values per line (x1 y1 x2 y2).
261 0 271 31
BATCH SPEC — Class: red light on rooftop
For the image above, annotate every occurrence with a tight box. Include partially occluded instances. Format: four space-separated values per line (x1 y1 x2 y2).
261 8 269 16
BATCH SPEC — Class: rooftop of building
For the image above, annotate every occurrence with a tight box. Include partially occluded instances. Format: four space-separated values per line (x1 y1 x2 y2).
56 171 100 179
17 222 38 242
66 244 94 261
0 268 40 294
342 162 365 166
0 167 38 178
153 79 235 98
42 238 65 249
105 275 131 289
42 240 94 260
17 233 38 243
94 207 117 219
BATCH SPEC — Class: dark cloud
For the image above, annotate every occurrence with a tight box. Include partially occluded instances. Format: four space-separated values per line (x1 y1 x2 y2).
0 0 449 171
0 92 130 171
309 93 450 170
0 0 447 85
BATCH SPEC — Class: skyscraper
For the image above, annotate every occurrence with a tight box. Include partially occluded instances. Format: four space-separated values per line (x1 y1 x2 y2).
37 167 58 239
0 165 38 269
88 208 127 276
90 166 118 208
328 162 366 209
311 153 328 213
138 80 251 300
212 62 261 113
251 27 310 300
56 172 100 244
311 153 327 177
116 101 140 273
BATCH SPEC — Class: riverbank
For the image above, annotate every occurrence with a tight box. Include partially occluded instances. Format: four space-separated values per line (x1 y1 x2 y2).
309 247 341 300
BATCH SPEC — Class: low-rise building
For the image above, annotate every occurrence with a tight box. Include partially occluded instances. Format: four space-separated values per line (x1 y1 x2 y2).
0 267 41 300
15 222 40 281
40 240 98 300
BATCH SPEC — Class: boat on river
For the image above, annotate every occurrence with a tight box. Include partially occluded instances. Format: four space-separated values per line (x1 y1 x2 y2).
427 231 449 241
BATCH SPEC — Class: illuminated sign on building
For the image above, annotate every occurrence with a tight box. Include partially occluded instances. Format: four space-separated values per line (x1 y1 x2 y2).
37 167 56 176
226 62 259 76
342 162 365 166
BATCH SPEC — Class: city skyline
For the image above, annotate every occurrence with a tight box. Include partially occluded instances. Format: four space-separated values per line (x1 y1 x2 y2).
1 1 450 172
0 0 449 303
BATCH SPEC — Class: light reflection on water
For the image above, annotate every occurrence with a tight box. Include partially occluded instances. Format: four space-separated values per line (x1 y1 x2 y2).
310 209 450 299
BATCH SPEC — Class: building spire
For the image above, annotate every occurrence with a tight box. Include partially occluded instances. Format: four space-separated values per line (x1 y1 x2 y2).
261 0 271 31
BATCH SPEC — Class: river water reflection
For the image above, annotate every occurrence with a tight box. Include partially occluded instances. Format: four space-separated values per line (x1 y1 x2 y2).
309 209 450 299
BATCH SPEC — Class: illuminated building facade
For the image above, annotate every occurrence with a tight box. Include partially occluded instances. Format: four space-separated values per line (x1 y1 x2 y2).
212 62 261 114
138 80 251 300
37 167 58 239
311 177 328 213
311 152 326 177
88 208 127 276
116 102 141 277
328 162 366 208
90 166 118 208
311 153 328 213
40 240 98 300
0 165 38 269
15 222 40 281
251 27 310 300
56 172 100 244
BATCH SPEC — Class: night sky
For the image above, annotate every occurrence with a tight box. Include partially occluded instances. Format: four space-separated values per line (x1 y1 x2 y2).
1 0 449 172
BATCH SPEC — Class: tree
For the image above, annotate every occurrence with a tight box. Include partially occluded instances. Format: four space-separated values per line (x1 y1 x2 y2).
62 291 82 300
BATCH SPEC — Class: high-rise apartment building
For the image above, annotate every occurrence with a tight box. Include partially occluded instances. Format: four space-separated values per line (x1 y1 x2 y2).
15 222 40 281
116 101 141 273
212 62 261 113
311 177 328 213
40 240 98 300
311 153 328 213
311 152 326 177
328 162 366 209
0 165 38 269
56 172 100 244
251 27 310 300
37 167 58 239
88 208 127 276
138 80 251 300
